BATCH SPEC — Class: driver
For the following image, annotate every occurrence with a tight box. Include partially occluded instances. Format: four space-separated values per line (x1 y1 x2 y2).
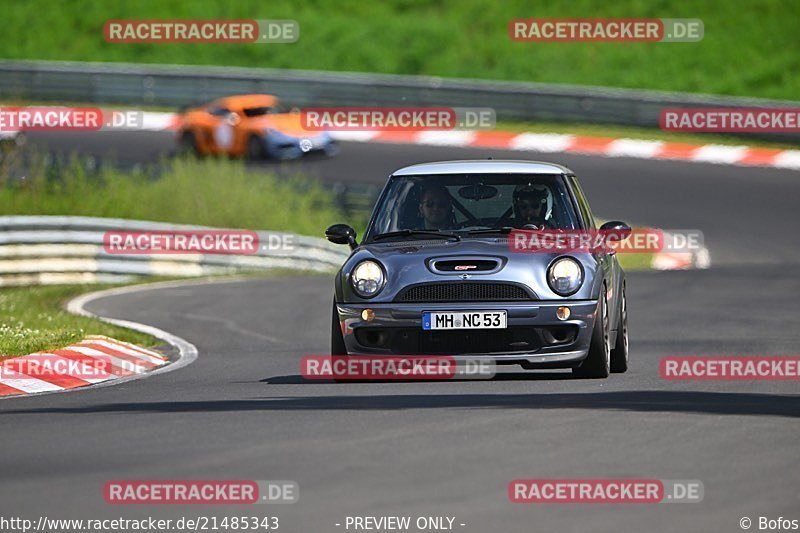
418 185 455 230
512 184 550 228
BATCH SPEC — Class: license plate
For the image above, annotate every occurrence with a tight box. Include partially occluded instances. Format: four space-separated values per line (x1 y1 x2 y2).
422 311 507 330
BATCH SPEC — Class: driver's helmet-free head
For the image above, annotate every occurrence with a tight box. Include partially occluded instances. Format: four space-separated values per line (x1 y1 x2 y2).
513 183 551 223
418 184 454 229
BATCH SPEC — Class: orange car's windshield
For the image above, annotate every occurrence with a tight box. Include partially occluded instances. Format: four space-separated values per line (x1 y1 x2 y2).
242 105 287 117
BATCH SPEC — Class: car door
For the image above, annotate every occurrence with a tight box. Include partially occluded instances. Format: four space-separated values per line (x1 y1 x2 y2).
202 105 234 154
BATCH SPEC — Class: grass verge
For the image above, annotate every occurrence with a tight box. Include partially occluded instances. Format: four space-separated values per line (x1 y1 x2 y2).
2 0 798 100
0 155 358 235
0 284 158 358
616 252 654 272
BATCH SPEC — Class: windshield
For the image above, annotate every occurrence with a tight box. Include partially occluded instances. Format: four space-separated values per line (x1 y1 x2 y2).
366 173 580 241
242 105 287 117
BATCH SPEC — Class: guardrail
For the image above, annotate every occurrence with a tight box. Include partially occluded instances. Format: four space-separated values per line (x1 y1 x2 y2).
1 60 798 142
0 216 350 286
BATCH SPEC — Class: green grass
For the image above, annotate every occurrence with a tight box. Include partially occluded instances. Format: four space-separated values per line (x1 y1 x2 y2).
1 0 798 100
0 284 158 357
0 155 354 235
617 252 654 272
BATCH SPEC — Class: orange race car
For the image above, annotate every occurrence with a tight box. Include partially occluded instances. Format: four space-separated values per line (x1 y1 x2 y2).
175 94 338 160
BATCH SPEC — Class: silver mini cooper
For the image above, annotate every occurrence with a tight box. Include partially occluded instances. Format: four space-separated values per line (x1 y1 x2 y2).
326 160 630 378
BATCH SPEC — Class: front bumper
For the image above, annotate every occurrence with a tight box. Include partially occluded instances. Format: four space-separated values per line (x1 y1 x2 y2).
336 300 598 368
264 136 338 160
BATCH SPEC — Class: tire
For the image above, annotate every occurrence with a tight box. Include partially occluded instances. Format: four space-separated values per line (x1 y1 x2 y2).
330 299 351 383
246 135 267 161
572 290 610 379
178 130 199 156
331 299 347 356
610 283 629 373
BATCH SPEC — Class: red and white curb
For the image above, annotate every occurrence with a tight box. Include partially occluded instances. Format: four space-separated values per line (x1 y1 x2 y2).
652 243 711 271
125 111 800 171
0 335 167 397
331 130 800 171
3 109 798 169
0 280 200 400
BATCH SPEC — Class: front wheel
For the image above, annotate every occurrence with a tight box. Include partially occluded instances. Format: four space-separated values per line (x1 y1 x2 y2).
573 291 610 379
610 283 629 373
246 135 267 161
331 299 347 356
331 299 351 383
177 130 200 156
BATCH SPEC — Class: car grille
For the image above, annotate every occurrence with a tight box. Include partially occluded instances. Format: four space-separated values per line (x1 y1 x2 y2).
395 282 534 302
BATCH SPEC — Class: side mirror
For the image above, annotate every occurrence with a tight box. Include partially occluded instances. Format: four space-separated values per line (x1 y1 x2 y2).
599 221 632 250
326 224 357 250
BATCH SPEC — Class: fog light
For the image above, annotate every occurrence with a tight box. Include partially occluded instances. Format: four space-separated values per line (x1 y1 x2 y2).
556 306 571 320
361 309 375 321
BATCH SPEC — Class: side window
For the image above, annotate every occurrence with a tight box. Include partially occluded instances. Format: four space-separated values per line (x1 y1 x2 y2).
568 176 596 229
207 106 232 117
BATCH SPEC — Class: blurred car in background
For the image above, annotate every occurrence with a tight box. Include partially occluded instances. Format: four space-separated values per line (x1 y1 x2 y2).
175 94 338 160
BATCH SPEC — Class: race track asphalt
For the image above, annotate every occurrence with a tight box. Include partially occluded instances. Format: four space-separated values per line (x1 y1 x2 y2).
1 131 798 532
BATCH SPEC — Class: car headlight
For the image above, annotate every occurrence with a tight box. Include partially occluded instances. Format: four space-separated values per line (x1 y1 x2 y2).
547 257 584 296
351 260 385 298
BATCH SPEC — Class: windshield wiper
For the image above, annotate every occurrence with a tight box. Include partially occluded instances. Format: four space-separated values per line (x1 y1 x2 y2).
372 230 461 242
466 227 514 235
